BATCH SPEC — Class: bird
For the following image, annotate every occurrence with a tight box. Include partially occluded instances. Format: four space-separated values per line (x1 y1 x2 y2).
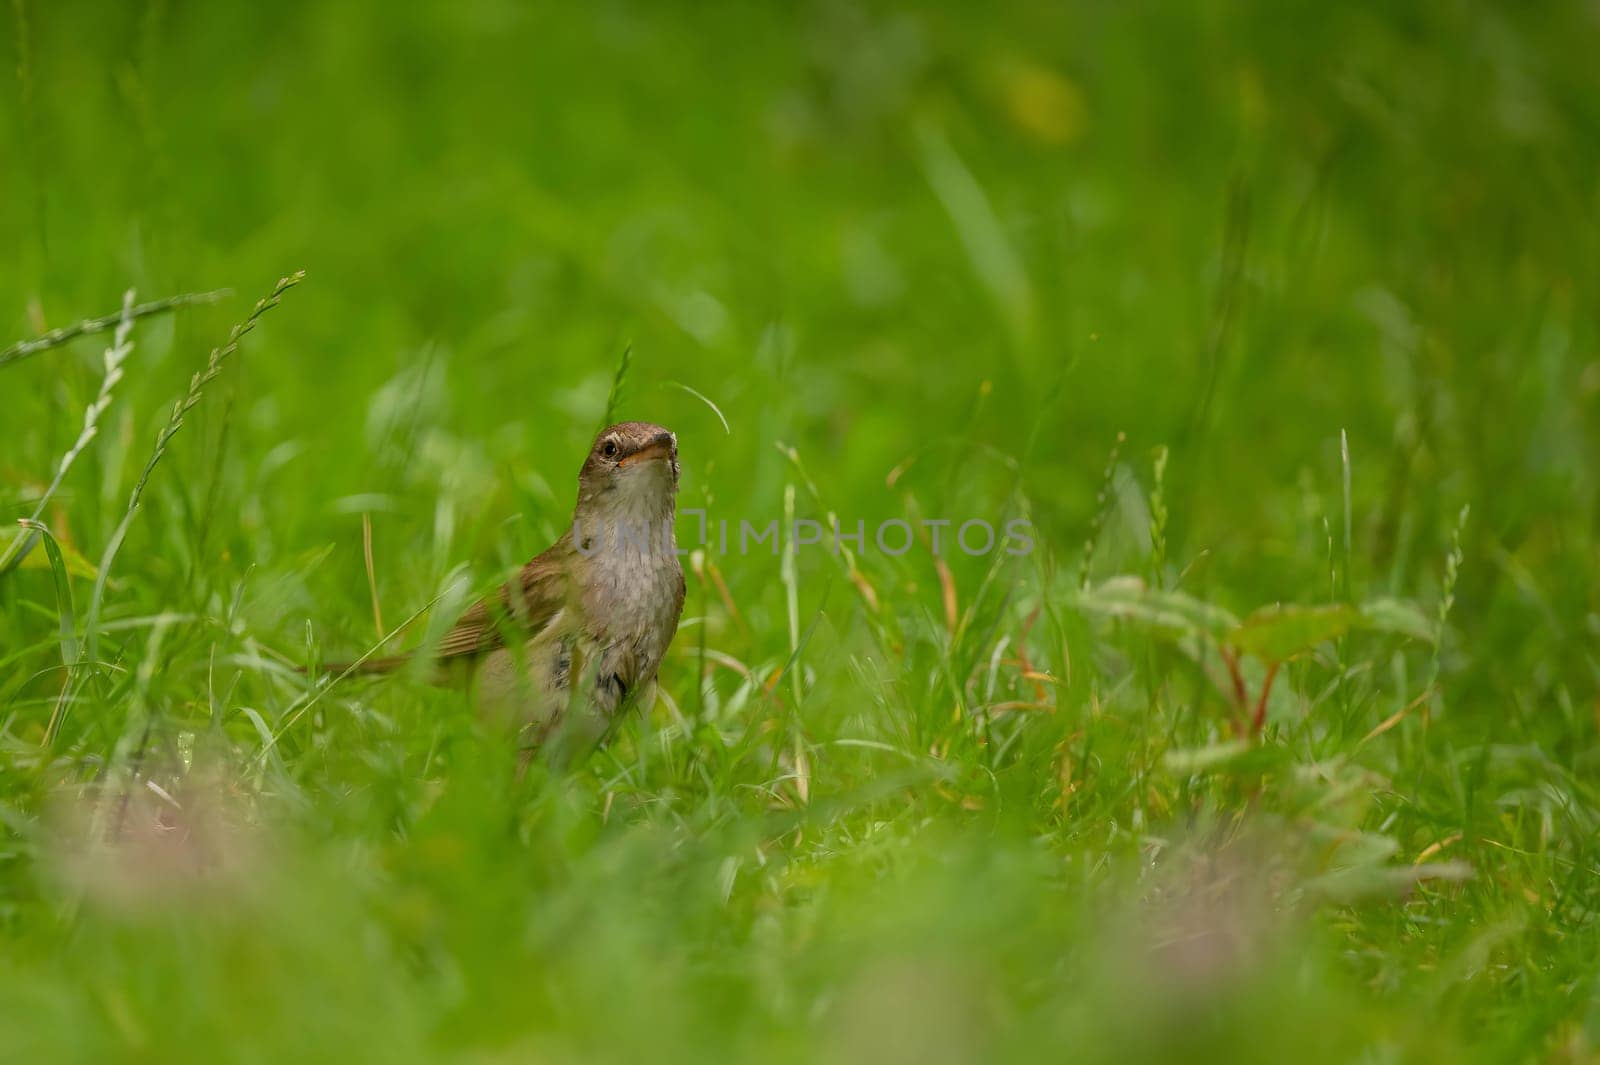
322 422 685 755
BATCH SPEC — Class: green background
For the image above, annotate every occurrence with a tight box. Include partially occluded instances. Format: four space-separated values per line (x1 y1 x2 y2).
3 2 1598 1061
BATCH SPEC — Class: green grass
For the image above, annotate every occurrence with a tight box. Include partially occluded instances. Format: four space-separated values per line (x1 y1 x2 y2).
3 2 1599 1061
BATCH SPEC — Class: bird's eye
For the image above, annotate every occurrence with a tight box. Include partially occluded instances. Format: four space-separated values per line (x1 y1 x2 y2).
601 440 619 459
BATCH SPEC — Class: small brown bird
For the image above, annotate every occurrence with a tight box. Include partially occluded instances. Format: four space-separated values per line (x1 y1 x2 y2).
328 422 685 752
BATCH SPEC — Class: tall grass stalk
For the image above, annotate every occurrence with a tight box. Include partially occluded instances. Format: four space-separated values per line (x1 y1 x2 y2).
79 271 303 677
1147 445 1169 588
1078 431 1125 590
0 288 228 371
1426 503 1470 717
0 290 137 574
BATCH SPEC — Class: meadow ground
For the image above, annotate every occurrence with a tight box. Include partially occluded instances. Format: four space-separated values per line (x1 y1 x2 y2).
3 2 1599 1061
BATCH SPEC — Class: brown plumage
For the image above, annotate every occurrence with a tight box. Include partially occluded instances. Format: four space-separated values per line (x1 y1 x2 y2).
324 422 685 748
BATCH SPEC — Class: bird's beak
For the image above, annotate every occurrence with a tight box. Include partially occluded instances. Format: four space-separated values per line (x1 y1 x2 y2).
618 432 676 468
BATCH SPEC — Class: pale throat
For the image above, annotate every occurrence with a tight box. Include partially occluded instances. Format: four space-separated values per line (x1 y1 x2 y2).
575 466 679 559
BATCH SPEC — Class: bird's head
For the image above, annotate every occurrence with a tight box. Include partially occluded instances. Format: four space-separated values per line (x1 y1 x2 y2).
576 422 680 519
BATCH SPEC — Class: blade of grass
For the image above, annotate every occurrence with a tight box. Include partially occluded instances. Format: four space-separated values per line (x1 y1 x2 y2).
917 123 1035 347
1341 428 1353 601
363 511 385 640
257 582 455 764
662 379 731 434
599 343 632 429
780 482 802 711
16 520 76 670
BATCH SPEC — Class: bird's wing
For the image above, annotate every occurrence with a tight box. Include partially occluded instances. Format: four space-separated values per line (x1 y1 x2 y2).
434 535 573 660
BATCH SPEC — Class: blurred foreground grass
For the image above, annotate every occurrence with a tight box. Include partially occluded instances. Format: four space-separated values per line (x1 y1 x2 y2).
3 2 1599 1061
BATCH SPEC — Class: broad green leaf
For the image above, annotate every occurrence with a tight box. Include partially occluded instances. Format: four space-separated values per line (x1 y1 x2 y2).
1355 596 1436 642
1163 738 1289 776
1302 823 1401 866
1305 861 1473 902
1226 603 1356 662
1075 576 1239 642
1162 739 1250 774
